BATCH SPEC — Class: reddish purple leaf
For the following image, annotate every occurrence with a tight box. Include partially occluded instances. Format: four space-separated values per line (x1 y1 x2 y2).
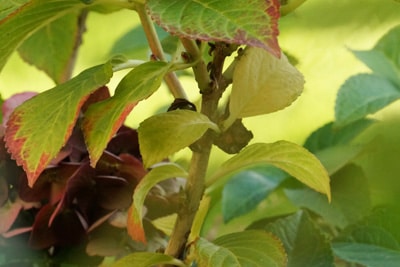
0 200 22 234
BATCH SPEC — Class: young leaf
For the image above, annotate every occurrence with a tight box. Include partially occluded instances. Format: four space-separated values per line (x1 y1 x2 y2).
227 47 304 128
112 252 187 267
147 0 281 57
222 165 287 222
83 61 170 167
335 74 400 127
193 230 287 267
138 109 219 168
250 210 334 267
0 0 90 73
208 141 331 201
127 163 188 243
5 62 113 187
18 13 81 84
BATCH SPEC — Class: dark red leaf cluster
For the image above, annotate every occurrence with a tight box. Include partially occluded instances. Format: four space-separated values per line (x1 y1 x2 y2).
1 88 182 264
0 89 149 264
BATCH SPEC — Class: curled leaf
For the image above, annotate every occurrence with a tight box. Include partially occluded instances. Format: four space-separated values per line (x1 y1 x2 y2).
226 47 304 128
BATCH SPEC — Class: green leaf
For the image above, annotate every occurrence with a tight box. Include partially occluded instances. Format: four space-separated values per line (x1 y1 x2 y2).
227 47 304 127
250 210 334 267
333 226 400 267
17 13 80 84
4 62 113 187
82 61 170 167
0 0 29 20
0 0 89 73
335 74 400 127
208 141 331 201
314 145 363 175
222 165 287 223
109 23 169 60
304 119 375 153
112 252 187 267
285 165 371 229
193 230 287 267
147 0 281 57
127 163 188 243
353 49 400 88
352 24 400 87
138 109 219 168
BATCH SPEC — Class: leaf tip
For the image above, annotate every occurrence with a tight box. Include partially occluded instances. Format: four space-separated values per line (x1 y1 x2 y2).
127 206 147 244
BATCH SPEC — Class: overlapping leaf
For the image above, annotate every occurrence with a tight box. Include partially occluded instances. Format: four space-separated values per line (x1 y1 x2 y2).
304 119 375 153
193 230 287 267
222 165 287 222
18 13 80 84
0 0 89 73
147 0 281 57
208 141 331 201
127 163 188 243
226 47 304 128
333 213 400 267
138 109 219 168
285 165 371 229
253 211 334 267
83 61 170 167
5 62 113 187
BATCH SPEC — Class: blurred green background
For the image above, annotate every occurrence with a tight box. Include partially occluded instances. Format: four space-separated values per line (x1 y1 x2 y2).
1 0 400 197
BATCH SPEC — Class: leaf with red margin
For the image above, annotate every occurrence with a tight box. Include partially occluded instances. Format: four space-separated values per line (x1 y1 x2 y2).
147 0 281 57
127 163 187 243
1 91 37 126
5 62 113 187
82 61 170 168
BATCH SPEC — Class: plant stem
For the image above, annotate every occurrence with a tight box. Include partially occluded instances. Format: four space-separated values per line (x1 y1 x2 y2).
164 42 234 262
136 4 187 99
163 133 213 258
180 38 211 93
61 9 88 83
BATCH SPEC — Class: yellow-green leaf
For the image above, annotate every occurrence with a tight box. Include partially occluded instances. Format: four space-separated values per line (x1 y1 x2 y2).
226 47 304 128
208 141 331 201
138 109 219 168
127 163 188 243
193 230 287 267
83 61 170 167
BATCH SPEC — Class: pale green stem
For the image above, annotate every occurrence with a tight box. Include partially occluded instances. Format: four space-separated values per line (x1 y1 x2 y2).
136 4 187 99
